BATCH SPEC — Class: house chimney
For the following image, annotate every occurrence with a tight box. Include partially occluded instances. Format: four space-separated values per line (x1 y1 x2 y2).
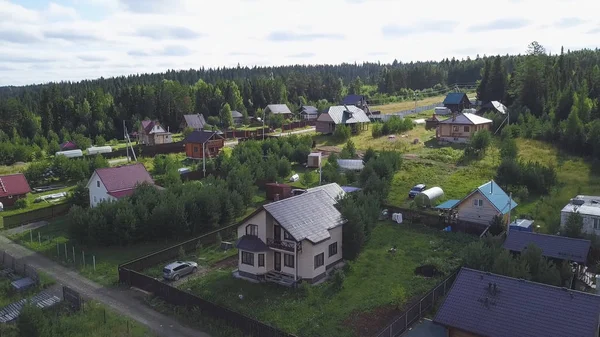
452 113 456 122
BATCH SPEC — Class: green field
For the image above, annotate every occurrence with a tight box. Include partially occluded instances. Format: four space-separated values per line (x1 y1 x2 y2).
183 223 473 337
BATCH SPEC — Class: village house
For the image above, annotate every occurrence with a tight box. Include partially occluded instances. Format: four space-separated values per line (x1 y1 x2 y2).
442 180 517 226
264 104 293 120
341 94 369 113
231 110 244 126
138 120 172 145
298 105 319 120
503 231 591 265
0 173 31 208
561 195 600 235
434 268 600 337
315 105 370 134
86 163 156 208
436 112 493 143
59 140 78 151
442 92 471 113
180 114 207 131
182 130 225 160
234 183 345 286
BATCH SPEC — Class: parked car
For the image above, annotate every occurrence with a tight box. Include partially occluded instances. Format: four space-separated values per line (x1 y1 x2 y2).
408 184 427 199
163 261 198 281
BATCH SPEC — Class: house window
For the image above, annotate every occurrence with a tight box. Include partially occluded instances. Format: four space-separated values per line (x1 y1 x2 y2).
453 126 459 132
241 251 254 266
594 218 600 230
258 254 265 267
473 199 483 207
464 126 470 132
284 253 294 268
97 181 100 188
284 230 294 241
329 242 338 257
94 196 97 202
314 253 324 269
194 146 199 153
246 224 258 236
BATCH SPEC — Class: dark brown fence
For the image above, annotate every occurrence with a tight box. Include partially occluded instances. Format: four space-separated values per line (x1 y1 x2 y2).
1 203 71 229
99 142 185 159
118 224 296 337
375 269 459 337
382 204 489 236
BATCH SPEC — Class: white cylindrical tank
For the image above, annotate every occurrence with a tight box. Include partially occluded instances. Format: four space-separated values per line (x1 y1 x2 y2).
55 149 83 158
87 146 112 155
415 187 444 207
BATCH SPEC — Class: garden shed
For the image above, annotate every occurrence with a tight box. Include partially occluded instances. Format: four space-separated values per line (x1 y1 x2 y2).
415 187 444 207
265 183 292 201
307 152 322 168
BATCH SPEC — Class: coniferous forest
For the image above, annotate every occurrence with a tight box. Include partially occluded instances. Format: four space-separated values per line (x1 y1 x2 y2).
1 42 600 165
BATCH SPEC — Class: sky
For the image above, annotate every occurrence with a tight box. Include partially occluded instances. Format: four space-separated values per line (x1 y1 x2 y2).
0 0 599 86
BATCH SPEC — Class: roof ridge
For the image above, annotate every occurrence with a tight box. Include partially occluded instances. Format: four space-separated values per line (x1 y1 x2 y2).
461 267 600 296
511 231 592 242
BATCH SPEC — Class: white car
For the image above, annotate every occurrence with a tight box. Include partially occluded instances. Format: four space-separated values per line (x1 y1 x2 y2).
163 261 198 281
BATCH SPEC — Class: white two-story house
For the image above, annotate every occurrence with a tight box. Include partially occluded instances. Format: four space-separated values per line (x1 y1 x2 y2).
234 183 346 286
86 163 156 208
561 195 600 235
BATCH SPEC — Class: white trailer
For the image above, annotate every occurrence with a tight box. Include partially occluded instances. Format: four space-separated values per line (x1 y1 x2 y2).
55 149 83 158
87 146 112 155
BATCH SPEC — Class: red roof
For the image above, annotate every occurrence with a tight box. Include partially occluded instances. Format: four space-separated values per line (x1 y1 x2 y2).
93 163 154 193
0 173 31 198
141 120 157 134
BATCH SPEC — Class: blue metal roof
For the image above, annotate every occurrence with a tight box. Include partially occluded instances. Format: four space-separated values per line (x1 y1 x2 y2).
434 268 600 337
341 94 365 105
503 231 591 264
476 181 517 215
341 186 361 193
435 199 460 210
443 92 468 105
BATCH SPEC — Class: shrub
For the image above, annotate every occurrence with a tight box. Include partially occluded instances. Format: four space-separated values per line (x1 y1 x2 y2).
331 269 345 292
178 246 186 259
333 125 351 142
14 198 28 209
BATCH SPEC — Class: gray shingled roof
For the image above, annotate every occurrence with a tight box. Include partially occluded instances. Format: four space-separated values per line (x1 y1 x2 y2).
300 106 319 115
263 189 344 243
434 268 600 337
324 105 370 125
183 114 207 129
503 231 591 264
306 183 345 201
438 113 492 125
265 104 292 115
231 110 244 118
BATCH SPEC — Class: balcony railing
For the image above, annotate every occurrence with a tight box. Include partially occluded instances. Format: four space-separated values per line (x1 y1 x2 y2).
266 238 301 253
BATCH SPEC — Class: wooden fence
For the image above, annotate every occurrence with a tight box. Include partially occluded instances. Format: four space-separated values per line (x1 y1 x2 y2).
374 269 459 337
0 203 71 229
118 224 297 337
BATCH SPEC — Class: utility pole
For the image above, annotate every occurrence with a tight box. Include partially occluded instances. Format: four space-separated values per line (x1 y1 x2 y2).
507 192 513 235
202 141 206 177
414 93 417 113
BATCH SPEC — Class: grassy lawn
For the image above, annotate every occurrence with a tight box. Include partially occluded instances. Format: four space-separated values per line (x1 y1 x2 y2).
510 139 600 233
0 184 76 219
184 222 473 337
371 95 447 114
9 193 267 287
0 163 29 175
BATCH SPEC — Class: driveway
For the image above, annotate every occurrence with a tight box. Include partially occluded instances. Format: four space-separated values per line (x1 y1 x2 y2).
0 235 211 337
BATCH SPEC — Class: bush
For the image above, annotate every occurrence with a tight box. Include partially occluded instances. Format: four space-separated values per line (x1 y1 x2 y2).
333 125 351 142
94 135 106 146
331 269 345 292
13 198 28 209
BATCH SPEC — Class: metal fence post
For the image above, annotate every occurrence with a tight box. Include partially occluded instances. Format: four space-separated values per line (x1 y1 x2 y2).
72 246 75 264
82 251 85 267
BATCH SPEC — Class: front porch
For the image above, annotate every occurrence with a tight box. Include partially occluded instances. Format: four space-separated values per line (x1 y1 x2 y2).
233 269 299 287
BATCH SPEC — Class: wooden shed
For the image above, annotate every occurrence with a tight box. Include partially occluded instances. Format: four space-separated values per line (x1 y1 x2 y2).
425 114 441 130
265 183 292 201
307 152 322 168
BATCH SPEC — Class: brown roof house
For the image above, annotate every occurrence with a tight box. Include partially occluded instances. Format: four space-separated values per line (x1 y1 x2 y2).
0 173 31 208
86 163 158 207
436 113 492 143
139 120 172 145
181 114 207 131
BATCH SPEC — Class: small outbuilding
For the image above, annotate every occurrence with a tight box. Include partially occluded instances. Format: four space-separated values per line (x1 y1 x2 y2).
59 141 77 151
0 173 31 208
415 187 444 207
443 93 471 113
425 114 441 130
307 152 322 168
265 183 292 201
509 219 534 232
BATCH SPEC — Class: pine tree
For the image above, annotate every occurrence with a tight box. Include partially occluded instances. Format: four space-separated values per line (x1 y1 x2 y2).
486 56 507 102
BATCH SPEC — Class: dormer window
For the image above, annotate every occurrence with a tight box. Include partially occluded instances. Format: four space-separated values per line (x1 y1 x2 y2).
246 224 258 236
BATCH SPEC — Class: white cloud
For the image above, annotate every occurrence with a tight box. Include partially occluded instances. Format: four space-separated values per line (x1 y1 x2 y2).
1 0 600 86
